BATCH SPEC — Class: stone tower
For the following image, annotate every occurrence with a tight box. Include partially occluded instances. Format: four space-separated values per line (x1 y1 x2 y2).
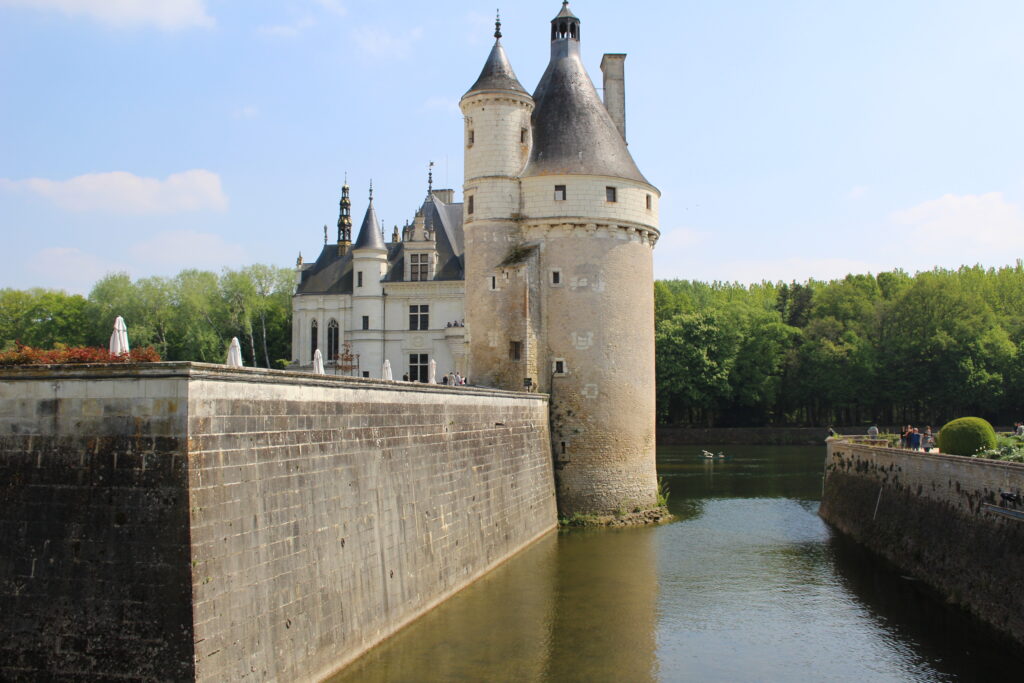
460 14 536 389
351 184 388 339
463 2 661 516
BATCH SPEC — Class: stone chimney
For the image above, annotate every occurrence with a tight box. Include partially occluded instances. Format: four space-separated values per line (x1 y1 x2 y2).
600 53 626 142
431 188 455 204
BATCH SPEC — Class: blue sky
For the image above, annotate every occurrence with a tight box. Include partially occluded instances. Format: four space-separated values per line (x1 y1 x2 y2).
1 0 1022 293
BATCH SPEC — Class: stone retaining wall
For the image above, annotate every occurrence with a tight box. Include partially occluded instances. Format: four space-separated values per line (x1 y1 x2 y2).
0 363 557 681
819 439 1024 646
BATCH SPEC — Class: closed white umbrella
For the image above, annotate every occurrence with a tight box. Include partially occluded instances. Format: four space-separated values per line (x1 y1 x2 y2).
429 358 437 384
226 337 244 367
382 359 393 381
109 316 130 356
312 348 325 375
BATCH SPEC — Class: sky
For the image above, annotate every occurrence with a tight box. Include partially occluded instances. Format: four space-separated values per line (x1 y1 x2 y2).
1 0 1023 294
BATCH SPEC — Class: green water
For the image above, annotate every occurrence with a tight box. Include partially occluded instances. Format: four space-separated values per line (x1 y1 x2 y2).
330 445 1022 681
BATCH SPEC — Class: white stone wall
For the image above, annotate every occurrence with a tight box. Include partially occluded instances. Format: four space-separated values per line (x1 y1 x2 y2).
520 174 659 231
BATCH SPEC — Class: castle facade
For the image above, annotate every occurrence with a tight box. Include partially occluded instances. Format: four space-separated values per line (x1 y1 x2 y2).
292 2 660 515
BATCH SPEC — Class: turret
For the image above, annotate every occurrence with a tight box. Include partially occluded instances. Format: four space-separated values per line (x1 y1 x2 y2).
460 14 536 389
352 183 387 326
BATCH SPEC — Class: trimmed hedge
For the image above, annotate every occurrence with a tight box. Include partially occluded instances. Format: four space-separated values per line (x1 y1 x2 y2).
937 417 997 456
0 344 161 366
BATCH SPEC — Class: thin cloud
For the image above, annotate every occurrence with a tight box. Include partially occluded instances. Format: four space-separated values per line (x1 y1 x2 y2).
313 0 347 17
26 247 128 294
351 25 423 59
0 0 214 30
128 230 249 269
847 185 868 200
0 169 228 214
891 192 1024 248
257 15 315 38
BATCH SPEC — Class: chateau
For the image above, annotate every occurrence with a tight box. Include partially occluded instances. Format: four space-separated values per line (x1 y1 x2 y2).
292 2 661 515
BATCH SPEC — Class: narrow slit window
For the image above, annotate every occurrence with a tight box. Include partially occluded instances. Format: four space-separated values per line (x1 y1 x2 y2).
554 185 566 201
646 193 652 210
489 275 497 291
560 441 567 454
606 186 617 202
361 315 369 330
357 271 363 287
468 129 474 146
467 195 474 215
521 127 528 143
550 270 561 285
509 341 522 361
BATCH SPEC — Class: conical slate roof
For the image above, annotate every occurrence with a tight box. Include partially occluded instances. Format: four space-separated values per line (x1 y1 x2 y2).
465 39 528 96
522 5 647 183
353 196 386 250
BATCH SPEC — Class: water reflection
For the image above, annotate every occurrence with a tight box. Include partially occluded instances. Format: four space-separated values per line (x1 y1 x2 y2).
331 444 1023 681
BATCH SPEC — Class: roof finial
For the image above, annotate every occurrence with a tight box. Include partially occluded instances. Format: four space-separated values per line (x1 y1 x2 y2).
427 161 434 195
343 171 348 186
368 179 373 202
494 9 501 39
323 224 328 244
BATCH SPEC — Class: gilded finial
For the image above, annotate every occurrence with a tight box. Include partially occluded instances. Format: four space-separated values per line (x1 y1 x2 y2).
494 10 501 39
297 252 303 266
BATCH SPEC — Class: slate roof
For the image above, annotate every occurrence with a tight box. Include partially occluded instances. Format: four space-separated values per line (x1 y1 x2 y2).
352 198 386 250
464 39 528 96
296 193 464 296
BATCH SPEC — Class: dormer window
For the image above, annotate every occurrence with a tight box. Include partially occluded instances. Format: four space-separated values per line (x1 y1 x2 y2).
554 185 566 201
410 253 429 281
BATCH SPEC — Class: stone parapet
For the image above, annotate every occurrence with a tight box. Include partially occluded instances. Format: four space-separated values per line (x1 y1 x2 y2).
0 363 556 681
820 439 1024 646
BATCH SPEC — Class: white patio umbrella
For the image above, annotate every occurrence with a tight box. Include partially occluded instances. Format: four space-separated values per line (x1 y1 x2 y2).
109 316 130 355
226 337 244 367
382 359 393 381
428 358 437 384
312 348 325 375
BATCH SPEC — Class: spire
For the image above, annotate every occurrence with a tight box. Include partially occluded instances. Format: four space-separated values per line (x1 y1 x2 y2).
427 161 434 196
524 3 647 183
353 183 387 251
464 14 528 96
494 10 501 39
337 181 352 243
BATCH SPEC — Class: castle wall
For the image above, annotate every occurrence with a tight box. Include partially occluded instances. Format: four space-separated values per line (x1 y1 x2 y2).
820 439 1024 646
0 363 557 681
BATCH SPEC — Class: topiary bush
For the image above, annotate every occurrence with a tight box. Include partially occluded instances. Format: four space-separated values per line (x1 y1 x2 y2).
937 417 997 456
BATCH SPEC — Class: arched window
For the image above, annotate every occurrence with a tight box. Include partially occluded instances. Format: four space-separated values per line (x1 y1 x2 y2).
327 319 340 362
310 319 318 359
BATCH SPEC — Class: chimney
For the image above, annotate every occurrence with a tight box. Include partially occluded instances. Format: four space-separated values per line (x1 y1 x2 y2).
431 188 455 204
600 53 627 142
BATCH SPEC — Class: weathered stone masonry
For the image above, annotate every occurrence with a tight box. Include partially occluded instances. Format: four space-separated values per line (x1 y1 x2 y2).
0 363 557 681
819 439 1024 647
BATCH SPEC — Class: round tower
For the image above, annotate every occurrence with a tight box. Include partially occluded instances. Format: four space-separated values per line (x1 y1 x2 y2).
521 2 662 516
351 184 388 375
460 15 535 389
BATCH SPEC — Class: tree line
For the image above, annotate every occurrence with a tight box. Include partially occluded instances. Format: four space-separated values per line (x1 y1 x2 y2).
655 264 1024 428
0 265 295 368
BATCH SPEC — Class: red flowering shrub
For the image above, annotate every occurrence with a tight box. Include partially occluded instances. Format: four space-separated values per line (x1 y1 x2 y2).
0 344 161 366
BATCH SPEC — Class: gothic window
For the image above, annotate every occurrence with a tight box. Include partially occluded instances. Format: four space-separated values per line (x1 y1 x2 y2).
327 319 339 362
361 315 369 330
408 353 428 383
310 319 318 358
509 341 522 361
554 185 566 201
409 304 429 330
605 186 617 202
410 253 429 281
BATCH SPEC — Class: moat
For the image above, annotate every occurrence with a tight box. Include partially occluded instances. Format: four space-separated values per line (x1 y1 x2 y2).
331 445 1022 681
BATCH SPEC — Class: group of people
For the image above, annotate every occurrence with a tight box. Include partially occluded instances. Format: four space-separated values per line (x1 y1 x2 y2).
442 372 467 386
899 425 935 451
445 320 465 328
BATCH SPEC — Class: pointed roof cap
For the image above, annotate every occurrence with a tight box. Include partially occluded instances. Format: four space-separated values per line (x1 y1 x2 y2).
464 14 528 96
555 1 577 19
353 184 386 250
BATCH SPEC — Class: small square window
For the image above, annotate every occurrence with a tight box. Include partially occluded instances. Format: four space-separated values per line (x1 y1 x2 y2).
553 359 566 375
467 195 474 215
362 371 370 378
554 185 566 201
646 193 652 210
361 315 369 330
606 186 617 202
509 341 522 361
550 270 561 285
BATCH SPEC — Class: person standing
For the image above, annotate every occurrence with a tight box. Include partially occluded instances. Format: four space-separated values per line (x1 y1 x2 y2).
909 427 921 451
